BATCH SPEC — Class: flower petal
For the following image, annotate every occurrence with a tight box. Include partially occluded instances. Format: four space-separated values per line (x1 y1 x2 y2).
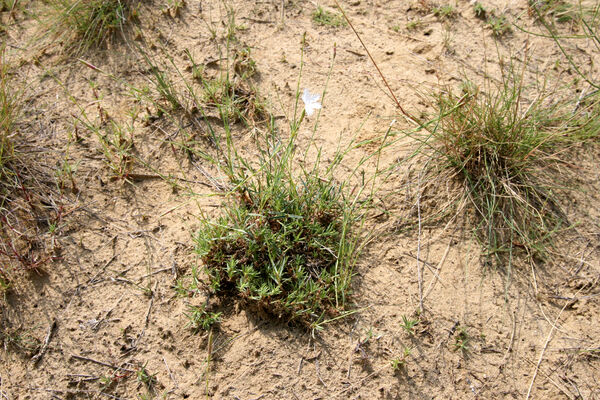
302 88 322 116
302 88 311 104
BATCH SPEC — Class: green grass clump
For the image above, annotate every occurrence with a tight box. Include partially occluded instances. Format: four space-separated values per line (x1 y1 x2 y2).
423 71 597 262
195 108 365 329
312 6 346 28
196 141 356 327
48 0 139 54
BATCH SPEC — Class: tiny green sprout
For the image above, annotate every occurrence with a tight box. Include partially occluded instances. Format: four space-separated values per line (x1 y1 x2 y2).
192 64 204 80
48 222 58 235
185 305 222 333
173 279 189 297
390 357 405 371
136 362 157 390
99 375 112 389
406 19 423 30
473 2 487 19
390 346 413 371
163 0 184 17
366 327 375 341
0 274 10 293
454 327 470 352
400 315 419 335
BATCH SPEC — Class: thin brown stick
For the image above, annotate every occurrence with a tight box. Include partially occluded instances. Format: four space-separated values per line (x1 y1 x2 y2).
163 356 178 389
502 309 517 364
31 319 57 365
334 365 387 397
525 301 570 399
137 266 173 281
423 240 452 299
92 295 124 331
315 359 327 388
333 0 415 122
416 173 424 313
70 354 135 373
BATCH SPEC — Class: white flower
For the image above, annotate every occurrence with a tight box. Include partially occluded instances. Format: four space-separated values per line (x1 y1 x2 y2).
301 88 322 117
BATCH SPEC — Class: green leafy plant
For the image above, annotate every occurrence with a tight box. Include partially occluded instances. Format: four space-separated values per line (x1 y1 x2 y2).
185 305 222 332
453 327 470 352
195 138 358 328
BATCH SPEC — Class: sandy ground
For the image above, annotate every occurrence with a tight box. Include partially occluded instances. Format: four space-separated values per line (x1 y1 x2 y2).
1 0 600 399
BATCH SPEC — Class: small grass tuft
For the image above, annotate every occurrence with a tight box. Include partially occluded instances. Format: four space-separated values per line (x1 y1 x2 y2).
312 6 346 28
473 2 487 19
0 326 40 354
46 0 139 54
433 5 456 20
136 362 157 392
406 18 424 31
487 14 511 36
400 314 419 335
453 326 470 352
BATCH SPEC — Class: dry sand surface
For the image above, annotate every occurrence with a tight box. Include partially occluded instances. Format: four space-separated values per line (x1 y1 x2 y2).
1 0 600 399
